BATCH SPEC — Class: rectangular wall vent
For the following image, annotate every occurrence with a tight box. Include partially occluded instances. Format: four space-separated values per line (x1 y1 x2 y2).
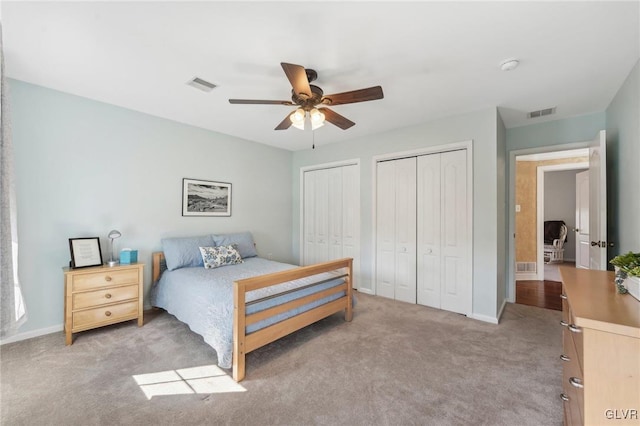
187 77 217 92
516 262 537 273
528 107 556 119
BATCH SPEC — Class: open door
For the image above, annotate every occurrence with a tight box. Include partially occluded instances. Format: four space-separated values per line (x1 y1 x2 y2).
575 170 590 269
588 130 607 270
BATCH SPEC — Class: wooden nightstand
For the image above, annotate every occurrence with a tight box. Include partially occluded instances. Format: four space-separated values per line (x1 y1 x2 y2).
63 263 144 345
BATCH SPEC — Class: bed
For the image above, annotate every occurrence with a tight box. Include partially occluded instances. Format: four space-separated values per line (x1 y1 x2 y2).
149 232 353 382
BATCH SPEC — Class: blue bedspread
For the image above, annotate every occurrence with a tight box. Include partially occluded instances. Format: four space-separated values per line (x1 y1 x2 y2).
149 257 347 369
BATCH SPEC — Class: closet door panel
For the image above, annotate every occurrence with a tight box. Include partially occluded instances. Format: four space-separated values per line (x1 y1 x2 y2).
342 165 359 285
303 171 316 266
328 167 344 260
376 161 396 300
417 154 442 308
314 168 330 263
440 150 468 315
393 157 417 304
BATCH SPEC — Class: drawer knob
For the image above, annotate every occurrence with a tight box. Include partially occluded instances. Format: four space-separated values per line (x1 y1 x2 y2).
560 354 571 362
560 320 569 327
569 377 584 389
105 276 112 282
560 393 569 402
105 311 112 317
560 294 567 300
105 293 112 299
568 324 582 333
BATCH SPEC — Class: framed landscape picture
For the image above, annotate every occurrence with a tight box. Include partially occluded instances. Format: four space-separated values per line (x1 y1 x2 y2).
182 178 232 217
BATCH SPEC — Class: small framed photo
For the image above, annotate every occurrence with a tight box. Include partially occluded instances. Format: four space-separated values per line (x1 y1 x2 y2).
182 178 232 217
69 237 103 268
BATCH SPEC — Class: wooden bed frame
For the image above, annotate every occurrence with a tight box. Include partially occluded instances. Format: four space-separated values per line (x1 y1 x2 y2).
152 252 353 382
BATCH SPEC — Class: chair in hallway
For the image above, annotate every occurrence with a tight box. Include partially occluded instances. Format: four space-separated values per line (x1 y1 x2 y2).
543 220 567 264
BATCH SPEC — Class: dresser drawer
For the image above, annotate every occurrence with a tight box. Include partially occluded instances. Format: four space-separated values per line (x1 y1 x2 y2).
72 268 139 292
73 284 139 310
562 325 584 425
72 300 139 331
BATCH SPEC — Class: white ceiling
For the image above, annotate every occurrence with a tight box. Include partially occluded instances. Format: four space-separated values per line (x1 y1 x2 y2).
3 1 639 151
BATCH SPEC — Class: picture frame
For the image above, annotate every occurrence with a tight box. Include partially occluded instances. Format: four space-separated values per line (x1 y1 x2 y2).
69 237 103 268
182 178 232 217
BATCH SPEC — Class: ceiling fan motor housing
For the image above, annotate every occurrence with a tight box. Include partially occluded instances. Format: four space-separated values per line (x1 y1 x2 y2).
292 84 324 110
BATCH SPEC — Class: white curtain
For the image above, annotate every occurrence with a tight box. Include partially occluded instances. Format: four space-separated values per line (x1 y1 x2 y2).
0 23 27 338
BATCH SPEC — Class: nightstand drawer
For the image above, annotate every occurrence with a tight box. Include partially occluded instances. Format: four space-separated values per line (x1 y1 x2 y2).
73 300 139 331
73 284 139 310
72 268 139 291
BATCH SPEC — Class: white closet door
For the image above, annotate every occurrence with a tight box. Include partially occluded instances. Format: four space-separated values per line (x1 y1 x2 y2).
303 171 316 265
314 168 330 263
394 158 417 303
417 154 442 308
341 165 360 286
439 150 468 315
376 158 416 303
328 167 344 260
376 161 397 300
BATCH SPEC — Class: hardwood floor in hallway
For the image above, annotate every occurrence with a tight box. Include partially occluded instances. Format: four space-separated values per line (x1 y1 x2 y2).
516 280 562 311
515 262 575 311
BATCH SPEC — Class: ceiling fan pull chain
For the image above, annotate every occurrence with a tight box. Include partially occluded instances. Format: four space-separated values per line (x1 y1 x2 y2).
312 130 315 150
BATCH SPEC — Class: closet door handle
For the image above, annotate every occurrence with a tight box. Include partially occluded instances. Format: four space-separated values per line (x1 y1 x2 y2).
560 294 567 300
560 393 570 402
569 377 583 389
568 324 582 333
560 320 569 328
560 354 571 362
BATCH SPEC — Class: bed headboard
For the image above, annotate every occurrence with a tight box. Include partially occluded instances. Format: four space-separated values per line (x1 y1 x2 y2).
152 252 167 283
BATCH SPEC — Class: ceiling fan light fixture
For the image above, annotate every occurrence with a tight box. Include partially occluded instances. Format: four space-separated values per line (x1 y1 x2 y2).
290 108 306 130
310 108 325 130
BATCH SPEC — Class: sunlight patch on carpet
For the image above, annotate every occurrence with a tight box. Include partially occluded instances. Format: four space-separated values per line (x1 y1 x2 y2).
133 365 246 399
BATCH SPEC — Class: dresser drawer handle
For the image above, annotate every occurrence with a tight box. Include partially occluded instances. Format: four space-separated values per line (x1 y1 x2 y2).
569 377 584 389
105 276 112 282
560 294 567 300
105 311 112 317
560 320 569 327
105 293 112 299
560 393 569 402
568 324 582 333
560 354 571 362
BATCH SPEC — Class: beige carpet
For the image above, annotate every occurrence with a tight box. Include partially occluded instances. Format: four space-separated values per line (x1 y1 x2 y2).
1 293 562 425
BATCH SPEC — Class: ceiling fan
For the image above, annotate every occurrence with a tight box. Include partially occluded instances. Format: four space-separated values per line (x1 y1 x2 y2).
229 62 384 131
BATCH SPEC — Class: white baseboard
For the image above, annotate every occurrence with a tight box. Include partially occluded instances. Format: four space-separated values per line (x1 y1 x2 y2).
0 324 63 345
470 312 499 324
516 272 539 281
357 288 374 295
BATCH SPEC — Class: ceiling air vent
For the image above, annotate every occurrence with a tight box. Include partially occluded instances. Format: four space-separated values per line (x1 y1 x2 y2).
187 77 217 92
528 107 556 119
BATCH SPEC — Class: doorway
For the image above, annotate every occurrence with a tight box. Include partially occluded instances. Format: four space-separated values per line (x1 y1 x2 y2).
513 151 588 310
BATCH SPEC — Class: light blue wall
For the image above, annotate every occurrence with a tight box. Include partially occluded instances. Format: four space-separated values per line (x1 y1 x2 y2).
606 60 640 255
506 112 606 152
9 79 293 334
292 108 500 320
496 112 507 312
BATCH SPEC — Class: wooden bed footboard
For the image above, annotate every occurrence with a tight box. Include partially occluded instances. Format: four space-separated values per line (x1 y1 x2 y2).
232 257 353 382
151 253 353 382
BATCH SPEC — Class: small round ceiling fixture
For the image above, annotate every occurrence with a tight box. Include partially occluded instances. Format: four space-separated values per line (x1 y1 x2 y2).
500 59 520 71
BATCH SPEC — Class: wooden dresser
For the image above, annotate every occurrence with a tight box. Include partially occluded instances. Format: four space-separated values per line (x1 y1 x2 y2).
559 266 640 425
64 263 144 345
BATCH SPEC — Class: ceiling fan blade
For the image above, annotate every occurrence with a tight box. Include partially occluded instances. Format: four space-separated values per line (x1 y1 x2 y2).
281 62 312 99
319 108 355 130
321 86 384 106
229 99 294 105
275 113 293 130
